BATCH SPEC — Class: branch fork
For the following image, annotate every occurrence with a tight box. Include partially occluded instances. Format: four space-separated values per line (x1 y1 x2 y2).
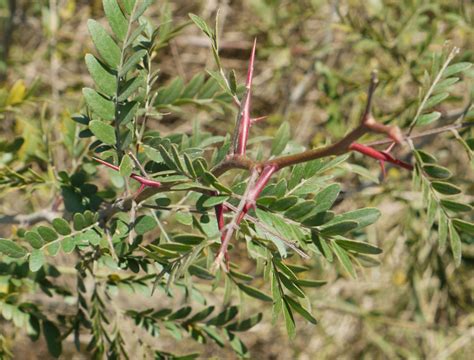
213 67 415 270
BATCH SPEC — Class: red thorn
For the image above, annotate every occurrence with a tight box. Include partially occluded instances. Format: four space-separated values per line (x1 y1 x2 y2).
215 204 225 233
236 38 257 156
93 156 120 171
135 183 146 196
248 164 278 199
246 38 257 88
93 157 161 188
349 143 413 171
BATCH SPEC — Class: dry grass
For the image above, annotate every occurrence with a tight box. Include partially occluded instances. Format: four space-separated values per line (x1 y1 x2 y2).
0 0 473 358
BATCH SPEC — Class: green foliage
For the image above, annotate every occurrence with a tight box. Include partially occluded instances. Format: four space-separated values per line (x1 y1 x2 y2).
0 0 473 359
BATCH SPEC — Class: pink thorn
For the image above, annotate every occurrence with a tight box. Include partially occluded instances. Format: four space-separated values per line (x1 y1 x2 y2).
248 164 277 200
93 157 161 188
215 204 225 234
246 38 257 88
133 183 146 197
250 115 268 126
93 156 120 171
236 38 257 155
132 176 161 188
349 143 413 171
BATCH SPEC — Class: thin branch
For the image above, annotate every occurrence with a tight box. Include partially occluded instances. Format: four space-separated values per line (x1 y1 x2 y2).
269 72 404 170
365 122 474 147
0 209 59 226
211 154 255 177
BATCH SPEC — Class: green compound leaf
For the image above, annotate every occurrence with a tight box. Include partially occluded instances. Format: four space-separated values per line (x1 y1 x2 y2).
320 220 359 236
121 0 136 15
422 164 452 179
443 62 472 77
52 218 71 236
103 0 128 41
282 298 296 339
452 219 474 235
271 121 290 155
440 199 472 213
89 120 116 145
42 320 62 357
237 283 272 302
332 241 356 278
25 231 44 249
438 211 448 247
188 13 213 38
417 111 441 126
85 54 116 96
37 226 58 242
0 239 27 258
120 49 147 77
73 213 87 231
135 215 157 235
285 296 317 324
29 249 45 272
226 313 263 332
431 181 462 195
119 154 134 177
335 238 382 255
424 92 449 109
313 183 341 212
448 221 462 266
326 208 381 230
87 19 121 68
82 88 115 120
131 0 153 22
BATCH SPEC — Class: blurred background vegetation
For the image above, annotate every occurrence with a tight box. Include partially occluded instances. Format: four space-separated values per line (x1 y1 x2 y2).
0 0 473 358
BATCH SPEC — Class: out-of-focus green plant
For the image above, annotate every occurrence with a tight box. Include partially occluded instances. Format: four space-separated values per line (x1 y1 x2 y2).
0 0 472 358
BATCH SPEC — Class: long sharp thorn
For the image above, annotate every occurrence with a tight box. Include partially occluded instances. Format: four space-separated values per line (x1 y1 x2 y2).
93 156 120 171
350 143 413 171
93 157 161 188
236 38 257 155
250 115 268 126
